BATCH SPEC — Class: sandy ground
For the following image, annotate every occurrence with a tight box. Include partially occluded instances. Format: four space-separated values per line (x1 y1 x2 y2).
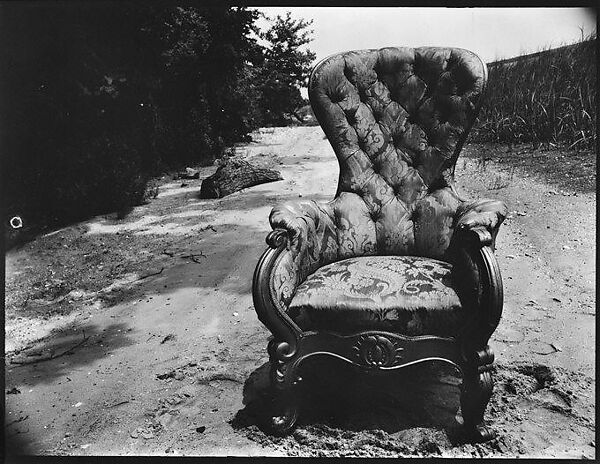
4 126 595 458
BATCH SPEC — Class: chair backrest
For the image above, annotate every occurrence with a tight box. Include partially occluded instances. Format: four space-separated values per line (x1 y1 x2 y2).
308 47 487 258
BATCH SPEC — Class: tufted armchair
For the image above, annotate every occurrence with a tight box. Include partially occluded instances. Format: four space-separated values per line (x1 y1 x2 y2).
252 47 508 442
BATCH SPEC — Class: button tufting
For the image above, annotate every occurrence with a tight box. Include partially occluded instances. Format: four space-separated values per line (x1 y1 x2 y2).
345 110 356 125
343 66 353 83
300 46 487 267
329 90 345 103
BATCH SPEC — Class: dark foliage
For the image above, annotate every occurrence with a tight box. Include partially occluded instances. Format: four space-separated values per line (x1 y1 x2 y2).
2 4 158 226
256 12 316 125
0 4 314 238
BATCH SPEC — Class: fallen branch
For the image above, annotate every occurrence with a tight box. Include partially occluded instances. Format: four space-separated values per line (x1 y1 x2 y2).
160 334 176 344
180 252 206 263
196 372 244 385
108 400 130 408
532 343 562 355
199 158 283 199
6 415 29 427
136 267 165 281
10 335 89 366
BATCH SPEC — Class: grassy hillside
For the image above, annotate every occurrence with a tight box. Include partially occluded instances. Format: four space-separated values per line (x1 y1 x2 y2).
473 37 597 150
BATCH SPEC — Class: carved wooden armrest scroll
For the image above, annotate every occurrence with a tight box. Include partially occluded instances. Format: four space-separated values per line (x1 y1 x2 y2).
252 229 303 363
451 225 504 358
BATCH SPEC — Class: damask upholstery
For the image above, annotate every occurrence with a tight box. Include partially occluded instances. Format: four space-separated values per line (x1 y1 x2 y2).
271 47 507 288
255 46 507 440
288 255 464 336
268 197 506 317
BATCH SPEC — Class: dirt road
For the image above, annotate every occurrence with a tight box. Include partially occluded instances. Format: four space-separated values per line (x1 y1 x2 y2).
4 126 595 458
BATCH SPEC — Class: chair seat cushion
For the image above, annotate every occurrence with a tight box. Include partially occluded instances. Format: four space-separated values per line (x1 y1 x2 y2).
288 255 464 336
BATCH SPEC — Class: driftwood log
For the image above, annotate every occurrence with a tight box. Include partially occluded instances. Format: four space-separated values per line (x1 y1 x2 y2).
199 158 283 199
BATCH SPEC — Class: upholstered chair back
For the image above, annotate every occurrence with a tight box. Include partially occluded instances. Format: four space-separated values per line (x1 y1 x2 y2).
308 47 487 259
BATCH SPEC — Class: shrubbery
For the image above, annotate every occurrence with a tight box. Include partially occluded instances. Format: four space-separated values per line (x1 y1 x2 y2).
473 37 597 150
1 4 314 239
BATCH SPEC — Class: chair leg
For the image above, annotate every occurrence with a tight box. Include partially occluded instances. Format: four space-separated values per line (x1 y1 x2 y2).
265 381 300 435
460 346 496 442
263 341 302 436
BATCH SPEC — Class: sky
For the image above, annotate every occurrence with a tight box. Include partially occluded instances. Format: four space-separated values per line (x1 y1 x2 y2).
255 7 596 64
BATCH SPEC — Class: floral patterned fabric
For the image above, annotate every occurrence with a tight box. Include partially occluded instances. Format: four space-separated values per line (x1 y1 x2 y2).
305 47 489 260
264 47 508 337
270 48 507 274
288 255 464 336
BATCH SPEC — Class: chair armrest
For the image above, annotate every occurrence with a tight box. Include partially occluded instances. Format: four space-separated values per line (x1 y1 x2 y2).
454 199 508 249
252 200 339 361
253 231 303 361
450 224 504 356
269 200 339 280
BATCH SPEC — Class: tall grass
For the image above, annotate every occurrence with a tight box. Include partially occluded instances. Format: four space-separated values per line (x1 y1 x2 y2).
473 36 596 150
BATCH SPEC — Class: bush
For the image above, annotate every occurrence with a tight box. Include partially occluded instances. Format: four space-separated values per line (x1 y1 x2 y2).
1 3 159 233
1 5 315 243
473 36 597 150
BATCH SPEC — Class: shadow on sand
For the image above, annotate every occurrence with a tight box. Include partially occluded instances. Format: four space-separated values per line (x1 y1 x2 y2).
233 356 474 446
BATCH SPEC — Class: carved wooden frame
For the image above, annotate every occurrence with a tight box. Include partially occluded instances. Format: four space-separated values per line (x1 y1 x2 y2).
252 225 503 442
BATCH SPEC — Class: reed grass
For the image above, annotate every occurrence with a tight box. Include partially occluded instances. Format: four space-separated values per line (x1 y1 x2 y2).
473 36 597 150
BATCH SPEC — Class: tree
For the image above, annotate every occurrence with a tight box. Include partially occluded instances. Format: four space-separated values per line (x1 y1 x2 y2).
1 4 265 233
150 6 264 164
0 4 317 240
257 12 316 125
1 3 161 224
